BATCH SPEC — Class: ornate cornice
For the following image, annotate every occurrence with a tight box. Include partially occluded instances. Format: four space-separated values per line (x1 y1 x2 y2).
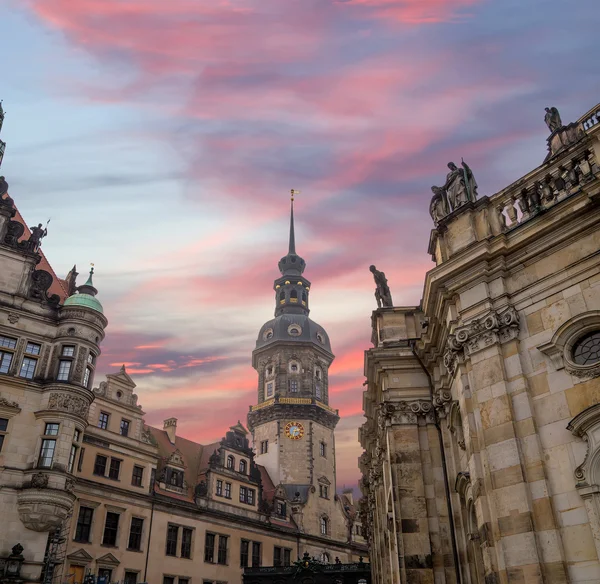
443 306 520 374
381 399 435 426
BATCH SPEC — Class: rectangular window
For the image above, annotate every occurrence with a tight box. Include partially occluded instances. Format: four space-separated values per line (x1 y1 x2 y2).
26 342 41 355
128 517 144 551
217 535 228 565
120 419 130 437
102 512 120 546
319 484 329 499
247 489 255 505
274 546 282 567
320 442 326 457
83 367 91 388
266 381 274 397
315 383 322 399
204 533 215 563
108 455 120 477
166 468 183 487
224 482 231 499
77 448 85 472
239 486 247 503
62 346 75 357
0 417 8 452
0 350 13 374
38 439 56 468
57 360 71 381
87 352 95 365
74 429 81 442
68 444 78 473
260 440 268 454
181 527 193 559
251 541 261 567
276 501 286 517
45 422 59 435
240 539 249 568
74 506 94 542
94 454 107 476
283 548 291 566
98 412 110 430
19 357 37 379
0 335 17 349
124 572 138 584
166 524 179 556
163 578 175 584
216 479 223 496
289 380 298 392
132 465 144 487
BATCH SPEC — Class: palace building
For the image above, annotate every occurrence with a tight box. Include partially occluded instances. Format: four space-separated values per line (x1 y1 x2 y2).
0 129 367 584
360 101 600 584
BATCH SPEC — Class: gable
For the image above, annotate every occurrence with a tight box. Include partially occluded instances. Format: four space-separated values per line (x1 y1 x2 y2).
97 553 120 566
66 549 93 563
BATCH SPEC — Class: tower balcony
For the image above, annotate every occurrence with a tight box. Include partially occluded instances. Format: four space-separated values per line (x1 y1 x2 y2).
247 396 339 431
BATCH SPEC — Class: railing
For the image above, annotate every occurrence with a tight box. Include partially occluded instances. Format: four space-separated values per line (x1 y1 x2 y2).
250 397 338 414
491 147 597 232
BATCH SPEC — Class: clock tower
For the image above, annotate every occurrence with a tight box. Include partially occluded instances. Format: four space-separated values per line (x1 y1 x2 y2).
248 192 340 535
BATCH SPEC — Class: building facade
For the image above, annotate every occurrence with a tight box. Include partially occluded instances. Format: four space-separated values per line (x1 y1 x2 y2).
360 101 600 584
0 169 366 584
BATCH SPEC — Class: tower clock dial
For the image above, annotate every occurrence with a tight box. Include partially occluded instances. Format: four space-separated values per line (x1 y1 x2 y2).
284 421 305 440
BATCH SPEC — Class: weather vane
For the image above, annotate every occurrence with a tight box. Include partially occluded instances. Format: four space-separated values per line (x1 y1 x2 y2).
291 189 300 202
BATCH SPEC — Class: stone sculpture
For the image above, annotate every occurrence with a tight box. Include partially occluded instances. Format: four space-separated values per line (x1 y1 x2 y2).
544 106 563 133
369 265 393 308
27 223 47 252
430 159 478 224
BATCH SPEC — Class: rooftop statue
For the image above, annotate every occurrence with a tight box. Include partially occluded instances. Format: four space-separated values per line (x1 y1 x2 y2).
27 222 47 252
430 159 478 223
544 106 563 133
369 265 393 308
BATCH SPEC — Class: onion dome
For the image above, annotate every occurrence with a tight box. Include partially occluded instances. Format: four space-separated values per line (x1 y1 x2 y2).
63 266 104 314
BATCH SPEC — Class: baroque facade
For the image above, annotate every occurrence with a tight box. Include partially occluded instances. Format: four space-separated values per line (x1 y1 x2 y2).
360 101 600 584
0 158 366 584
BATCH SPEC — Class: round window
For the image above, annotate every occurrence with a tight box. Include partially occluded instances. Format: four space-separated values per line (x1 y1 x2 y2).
572 331 600 366
288 325 302 337
316 332 325 344
263 328 274 341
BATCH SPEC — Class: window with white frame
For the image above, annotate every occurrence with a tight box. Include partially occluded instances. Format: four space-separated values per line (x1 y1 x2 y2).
0 335 17 374
38 422 59 468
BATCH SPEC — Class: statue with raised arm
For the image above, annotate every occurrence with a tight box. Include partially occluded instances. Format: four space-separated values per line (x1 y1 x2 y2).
369 265 393 308
544 107 563 133
27 223 47 252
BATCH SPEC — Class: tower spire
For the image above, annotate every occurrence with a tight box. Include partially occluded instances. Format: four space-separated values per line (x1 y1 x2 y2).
289 189 298 255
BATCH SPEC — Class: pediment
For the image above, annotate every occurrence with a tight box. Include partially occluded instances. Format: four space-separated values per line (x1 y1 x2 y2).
97 553 120 566
230 420 248 435
166 449 186 468
67 548 93 562
317 476 331 486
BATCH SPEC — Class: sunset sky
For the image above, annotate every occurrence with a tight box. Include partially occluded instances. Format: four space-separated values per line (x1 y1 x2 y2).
1 0 598 490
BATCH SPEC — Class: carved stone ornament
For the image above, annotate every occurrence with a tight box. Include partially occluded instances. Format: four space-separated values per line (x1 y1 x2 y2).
445 306 520 371
30 269 61 308
0 395 20 409
567 403 600 488
141 426 157 446
48 392 89 418
383 399 435 426
433 389 452 415
30 472 49 489
7 313 19 324
65 478 75 493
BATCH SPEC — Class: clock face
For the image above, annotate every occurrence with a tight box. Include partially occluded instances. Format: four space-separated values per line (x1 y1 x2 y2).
285 421 305 440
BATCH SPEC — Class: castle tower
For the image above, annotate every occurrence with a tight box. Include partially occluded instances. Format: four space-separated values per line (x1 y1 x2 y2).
248 192 340 537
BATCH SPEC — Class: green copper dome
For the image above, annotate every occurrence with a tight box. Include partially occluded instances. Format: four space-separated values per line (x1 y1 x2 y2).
63 293 104 314
62 266 103 314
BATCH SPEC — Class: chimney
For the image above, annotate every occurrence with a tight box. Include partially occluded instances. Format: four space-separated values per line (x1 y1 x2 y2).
164 418 177 444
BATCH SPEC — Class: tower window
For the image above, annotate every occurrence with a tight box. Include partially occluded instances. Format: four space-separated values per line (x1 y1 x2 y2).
266 381 274 398
319 484 329 499
226 455 234 469
260 440 268 454
302 291 307 306
320 442 327 458
239 459 247 474
320 516 329 536
315 383 322 399
290 380 298 393
290 290 298 303
279 291 285 304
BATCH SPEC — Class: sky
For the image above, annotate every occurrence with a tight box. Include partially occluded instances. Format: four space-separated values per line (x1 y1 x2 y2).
1 0 599 492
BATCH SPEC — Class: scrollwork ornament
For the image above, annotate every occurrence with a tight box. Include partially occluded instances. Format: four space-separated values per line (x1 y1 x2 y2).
574 435 589 484
0 396 20 409
566 363 600 380
30 472 49 489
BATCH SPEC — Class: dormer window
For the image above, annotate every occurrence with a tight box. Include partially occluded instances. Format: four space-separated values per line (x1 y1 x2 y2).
288 325 302 337
239 460 247 474
226 455 234 470
276 501 286 517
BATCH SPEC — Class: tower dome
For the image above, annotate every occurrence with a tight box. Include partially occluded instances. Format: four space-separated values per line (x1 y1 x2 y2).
63 266 104 314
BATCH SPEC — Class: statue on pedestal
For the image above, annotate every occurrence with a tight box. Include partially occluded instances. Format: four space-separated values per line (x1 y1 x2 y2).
370 265 393 308
430 159 478 222
544 107 563 133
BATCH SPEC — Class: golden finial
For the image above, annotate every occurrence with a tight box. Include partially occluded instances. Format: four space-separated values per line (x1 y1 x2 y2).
291 189 300 202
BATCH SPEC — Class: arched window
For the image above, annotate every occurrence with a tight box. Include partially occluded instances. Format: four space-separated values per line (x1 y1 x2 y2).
226 455 234 469
290 289 298 303
279 290 285 303
239 459 247 474
320 516 329 536
302 291 307 304
320 552 330 563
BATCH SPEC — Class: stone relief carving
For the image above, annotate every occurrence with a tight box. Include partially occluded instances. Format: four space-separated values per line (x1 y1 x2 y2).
65 478 75 493
48 392 89 418
141 426 157 446
94 381 107 397
7 313 19 324
74 349 86 382
0 396 20 409
30 269 60 308
430 159 478 226
30 472 49 489
444 306 520 374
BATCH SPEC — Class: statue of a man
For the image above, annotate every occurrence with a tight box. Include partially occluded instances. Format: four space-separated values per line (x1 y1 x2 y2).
544 107 563 133
369 265 393 308
429 185 448 225
443 161 478 210
27 223 47 252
